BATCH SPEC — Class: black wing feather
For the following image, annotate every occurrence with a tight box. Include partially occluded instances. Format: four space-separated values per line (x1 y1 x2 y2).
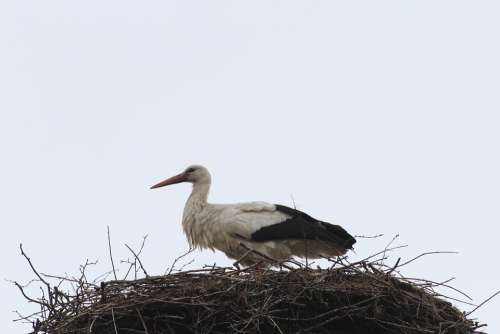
250 204 356 249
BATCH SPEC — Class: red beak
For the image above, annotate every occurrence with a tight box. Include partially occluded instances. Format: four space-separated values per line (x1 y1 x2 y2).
150 173 187 189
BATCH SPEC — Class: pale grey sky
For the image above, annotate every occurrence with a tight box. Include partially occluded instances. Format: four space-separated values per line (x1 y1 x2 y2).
1 1 499 332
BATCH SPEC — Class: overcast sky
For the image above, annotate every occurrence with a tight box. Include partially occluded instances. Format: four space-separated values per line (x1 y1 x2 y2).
1 1 499 333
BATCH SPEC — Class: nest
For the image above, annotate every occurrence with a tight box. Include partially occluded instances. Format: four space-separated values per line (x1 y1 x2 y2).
16 247 487 334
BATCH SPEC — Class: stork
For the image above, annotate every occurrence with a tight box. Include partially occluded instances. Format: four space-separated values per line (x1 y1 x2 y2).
151 165 356 267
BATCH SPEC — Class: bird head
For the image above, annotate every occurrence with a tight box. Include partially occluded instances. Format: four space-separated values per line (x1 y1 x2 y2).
150 165 211 189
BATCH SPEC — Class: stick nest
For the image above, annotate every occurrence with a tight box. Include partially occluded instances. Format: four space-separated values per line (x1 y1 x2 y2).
20 260 484 334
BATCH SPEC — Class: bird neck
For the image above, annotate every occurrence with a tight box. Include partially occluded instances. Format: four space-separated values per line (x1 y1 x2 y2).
186 181 210 209
182 181 211 249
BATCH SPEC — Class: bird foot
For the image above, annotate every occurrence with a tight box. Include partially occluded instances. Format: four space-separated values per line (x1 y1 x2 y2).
232 261 242 271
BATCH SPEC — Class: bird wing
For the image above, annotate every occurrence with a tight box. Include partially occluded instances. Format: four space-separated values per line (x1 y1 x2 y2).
223 203 356 250
236 201 276 212
252 205 356 249
219 202 288 238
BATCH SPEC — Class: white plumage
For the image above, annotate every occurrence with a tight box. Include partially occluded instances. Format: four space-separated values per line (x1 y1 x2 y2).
151 165 356 266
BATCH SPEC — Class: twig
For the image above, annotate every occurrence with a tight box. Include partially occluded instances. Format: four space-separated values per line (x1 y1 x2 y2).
107 226 118 281
89 316 97 333
398 251 458 267
381 234 399 264
124 235 149 280
289 193 297 209
268 316 284 334
355 234 384 239
111 308 118 334
13 282 46 306
466 290 500 316
386 257 401 275
166 247 194 275
19 244 50 290
405 277 473 301
136 308 149 334
125 244 149 277
352 245 408 265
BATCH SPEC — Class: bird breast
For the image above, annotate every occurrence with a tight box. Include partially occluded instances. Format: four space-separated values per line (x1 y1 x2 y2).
182 205 232 251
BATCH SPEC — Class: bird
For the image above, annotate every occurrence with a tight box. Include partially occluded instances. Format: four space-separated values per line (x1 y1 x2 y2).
150 165 356 267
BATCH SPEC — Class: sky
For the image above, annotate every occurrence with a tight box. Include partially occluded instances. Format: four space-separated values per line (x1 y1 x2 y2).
1 0 499 332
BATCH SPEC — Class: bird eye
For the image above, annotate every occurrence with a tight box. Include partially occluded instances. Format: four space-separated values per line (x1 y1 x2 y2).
186 167 196 173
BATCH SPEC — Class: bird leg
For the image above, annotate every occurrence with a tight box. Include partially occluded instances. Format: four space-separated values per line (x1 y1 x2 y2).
236 243 295 270
253 261 268 272
233 248 254 270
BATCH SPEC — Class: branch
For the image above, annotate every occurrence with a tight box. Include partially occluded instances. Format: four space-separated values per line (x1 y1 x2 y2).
466 290 500 316
166 247 195 275
19 244 50 290
398 251 458 267
125 244 149 277
107 226 118 281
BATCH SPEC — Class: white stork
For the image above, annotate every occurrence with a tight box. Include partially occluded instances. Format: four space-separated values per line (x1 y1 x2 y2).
151 165 356 267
